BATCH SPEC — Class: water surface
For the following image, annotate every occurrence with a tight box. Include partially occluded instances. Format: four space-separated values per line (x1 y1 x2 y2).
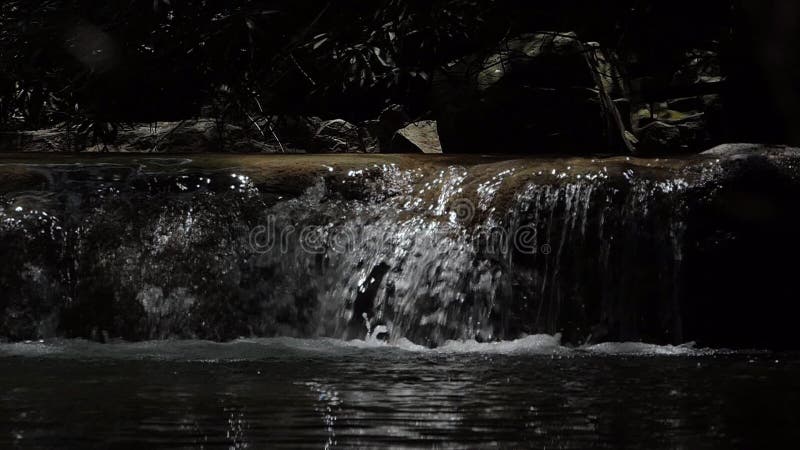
1 338 797 448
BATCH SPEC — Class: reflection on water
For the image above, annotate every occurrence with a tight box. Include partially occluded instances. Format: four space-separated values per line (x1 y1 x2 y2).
0 339 798 448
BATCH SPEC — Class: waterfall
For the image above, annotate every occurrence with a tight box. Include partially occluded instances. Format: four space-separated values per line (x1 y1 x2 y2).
1 148 799 347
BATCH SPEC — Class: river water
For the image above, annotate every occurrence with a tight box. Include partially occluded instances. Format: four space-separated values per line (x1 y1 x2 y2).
1 337 798 449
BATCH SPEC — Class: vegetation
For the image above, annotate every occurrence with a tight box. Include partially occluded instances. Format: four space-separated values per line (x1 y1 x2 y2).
0 1 765 149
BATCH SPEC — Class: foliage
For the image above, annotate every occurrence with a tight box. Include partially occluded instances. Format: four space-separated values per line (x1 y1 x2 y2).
0 0 734 149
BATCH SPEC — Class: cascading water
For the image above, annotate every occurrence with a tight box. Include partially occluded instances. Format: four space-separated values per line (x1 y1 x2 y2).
1 147 799 347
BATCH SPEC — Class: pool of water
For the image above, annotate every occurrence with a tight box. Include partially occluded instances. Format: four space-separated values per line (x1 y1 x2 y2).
1 338 797 448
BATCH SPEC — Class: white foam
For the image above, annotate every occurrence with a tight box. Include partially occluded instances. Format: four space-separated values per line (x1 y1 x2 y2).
0 340 64 357
0 336 719 361
434 334 565 355
580 341 703 356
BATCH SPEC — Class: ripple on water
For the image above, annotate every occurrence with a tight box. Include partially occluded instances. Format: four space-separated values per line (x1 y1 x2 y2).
0 336 725 362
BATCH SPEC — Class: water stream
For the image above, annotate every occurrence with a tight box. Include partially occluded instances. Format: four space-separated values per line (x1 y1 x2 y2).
2 148 800 447
1 148 799 347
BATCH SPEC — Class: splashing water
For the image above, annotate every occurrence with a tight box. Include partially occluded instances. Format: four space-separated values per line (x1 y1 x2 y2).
1 149 800 347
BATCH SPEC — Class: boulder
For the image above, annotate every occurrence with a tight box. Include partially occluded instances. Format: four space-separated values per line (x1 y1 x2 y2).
636 112 716 155
636 121 683 154
311 119 377 153
432 32 631 154
701 143 793 157
387 121 443 154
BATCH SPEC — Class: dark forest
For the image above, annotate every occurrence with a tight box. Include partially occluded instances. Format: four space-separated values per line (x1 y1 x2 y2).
2 1 797 154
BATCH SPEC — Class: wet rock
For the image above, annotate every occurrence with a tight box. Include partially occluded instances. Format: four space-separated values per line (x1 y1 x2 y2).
432 31 630 154
387 121 443 154
681 147 800 349
636 121 683 154
311 119 377 153
701 143 797 157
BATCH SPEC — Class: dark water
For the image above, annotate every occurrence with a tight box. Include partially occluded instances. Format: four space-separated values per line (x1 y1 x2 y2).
1 338 798 449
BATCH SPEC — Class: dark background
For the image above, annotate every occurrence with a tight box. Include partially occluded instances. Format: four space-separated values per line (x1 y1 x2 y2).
0 0 798 149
